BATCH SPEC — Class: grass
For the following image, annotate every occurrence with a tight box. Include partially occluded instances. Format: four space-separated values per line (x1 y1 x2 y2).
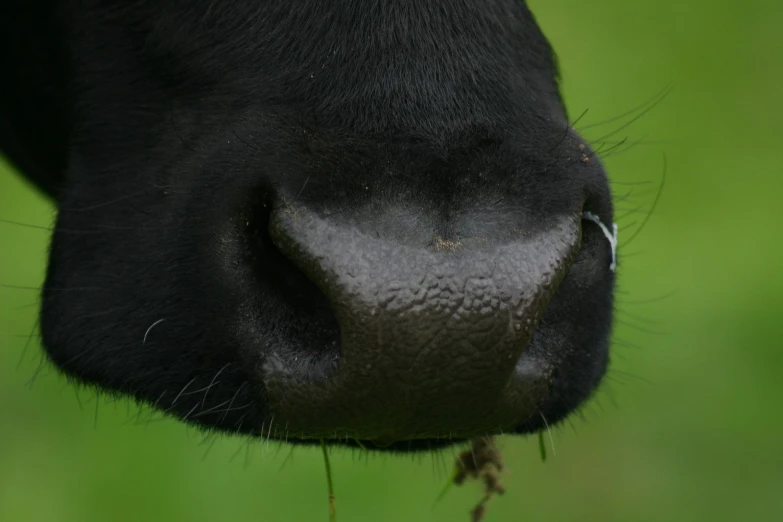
321 440 337 522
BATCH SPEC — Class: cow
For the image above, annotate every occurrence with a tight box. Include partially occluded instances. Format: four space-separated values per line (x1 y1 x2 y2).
1 0 616 453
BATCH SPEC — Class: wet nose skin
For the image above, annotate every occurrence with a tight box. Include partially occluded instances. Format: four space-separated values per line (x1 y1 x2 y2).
263 205 584 443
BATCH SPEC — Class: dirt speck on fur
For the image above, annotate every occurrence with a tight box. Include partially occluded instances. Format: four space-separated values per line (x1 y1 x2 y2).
433 236 463 252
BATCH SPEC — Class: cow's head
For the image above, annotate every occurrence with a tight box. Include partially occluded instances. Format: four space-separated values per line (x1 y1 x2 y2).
13 1 615 451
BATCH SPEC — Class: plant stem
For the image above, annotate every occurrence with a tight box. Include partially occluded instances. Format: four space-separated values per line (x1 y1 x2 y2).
321 439 336 522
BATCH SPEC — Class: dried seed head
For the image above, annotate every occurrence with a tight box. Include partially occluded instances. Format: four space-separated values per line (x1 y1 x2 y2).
452 436 506 521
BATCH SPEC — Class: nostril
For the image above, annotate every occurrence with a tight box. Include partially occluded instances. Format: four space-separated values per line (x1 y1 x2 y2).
246 202 341 371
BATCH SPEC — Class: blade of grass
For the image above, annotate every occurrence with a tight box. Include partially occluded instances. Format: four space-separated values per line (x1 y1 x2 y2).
321 439 336 522
431 465 461 509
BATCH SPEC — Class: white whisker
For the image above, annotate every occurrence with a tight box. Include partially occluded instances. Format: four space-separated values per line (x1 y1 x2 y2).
142 318 167 344
539 411 557 458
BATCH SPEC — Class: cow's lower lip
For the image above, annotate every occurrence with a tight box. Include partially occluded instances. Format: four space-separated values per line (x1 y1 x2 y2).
257 337 558 451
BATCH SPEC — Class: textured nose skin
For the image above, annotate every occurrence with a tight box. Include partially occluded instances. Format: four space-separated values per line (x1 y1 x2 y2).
265 205 582 442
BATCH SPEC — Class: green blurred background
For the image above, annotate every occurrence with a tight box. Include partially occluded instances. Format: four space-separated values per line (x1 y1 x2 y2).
2 2 782 521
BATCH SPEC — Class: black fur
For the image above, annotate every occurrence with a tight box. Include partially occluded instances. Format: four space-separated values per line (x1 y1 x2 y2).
1 0 615 451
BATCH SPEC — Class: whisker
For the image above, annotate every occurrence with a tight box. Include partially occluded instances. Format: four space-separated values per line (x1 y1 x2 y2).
590 135 629 158
94 394 100 429
577 84 673 132
0 217 166 234
624 154 667 247
617 289 679 305
611 179 656 187
202 364 230 408
181 402 201 421
618 221 638 232
25 352 48 390
221 382 247 423
170 377 197 407
277 445 296 472
192 398 234 417
611 337 643 350
201 434 219 461
0 283 43 291
615 318 667 336
142 318 167 345
539 411 556 458
590 90 671 144
616 308 663 326
59 190 148 212
0 218 53 231
17 319 40 370
608 369 654 386
0 283 101 291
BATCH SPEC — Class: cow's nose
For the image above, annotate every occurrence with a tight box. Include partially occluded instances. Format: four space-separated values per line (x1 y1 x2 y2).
262 204 583 444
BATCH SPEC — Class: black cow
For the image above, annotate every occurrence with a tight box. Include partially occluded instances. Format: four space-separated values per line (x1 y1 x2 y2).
1 0 616 452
